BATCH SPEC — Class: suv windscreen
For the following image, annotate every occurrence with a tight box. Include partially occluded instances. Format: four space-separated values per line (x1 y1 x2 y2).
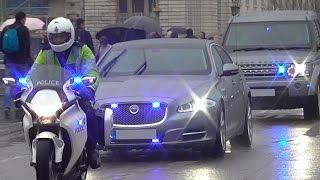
224 21 312 51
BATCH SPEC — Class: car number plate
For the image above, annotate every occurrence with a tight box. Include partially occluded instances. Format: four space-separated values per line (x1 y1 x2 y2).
115 129 157 140
251 89 275 97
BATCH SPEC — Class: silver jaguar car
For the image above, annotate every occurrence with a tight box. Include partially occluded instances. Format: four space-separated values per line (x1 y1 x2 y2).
95 39 252 156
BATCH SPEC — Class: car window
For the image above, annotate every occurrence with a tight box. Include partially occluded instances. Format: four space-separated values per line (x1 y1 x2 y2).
211 45 223 75
215 46 233 64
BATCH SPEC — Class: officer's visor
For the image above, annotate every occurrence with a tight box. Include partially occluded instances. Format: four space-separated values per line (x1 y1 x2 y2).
48 32 71 45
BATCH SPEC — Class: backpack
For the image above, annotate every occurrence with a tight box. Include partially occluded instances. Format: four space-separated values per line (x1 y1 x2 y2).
2 27 20 54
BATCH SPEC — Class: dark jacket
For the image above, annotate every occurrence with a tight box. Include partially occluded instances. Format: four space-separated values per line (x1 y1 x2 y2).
75 28 95 54
0 22 31 65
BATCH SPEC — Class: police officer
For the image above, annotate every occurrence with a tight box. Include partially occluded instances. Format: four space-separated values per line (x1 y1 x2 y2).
29 17 100 169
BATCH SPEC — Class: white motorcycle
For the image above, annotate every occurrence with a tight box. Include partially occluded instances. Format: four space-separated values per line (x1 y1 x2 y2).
3 65 96 180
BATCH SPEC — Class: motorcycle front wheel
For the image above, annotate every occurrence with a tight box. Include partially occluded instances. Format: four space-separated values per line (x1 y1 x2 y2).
36 140 59 180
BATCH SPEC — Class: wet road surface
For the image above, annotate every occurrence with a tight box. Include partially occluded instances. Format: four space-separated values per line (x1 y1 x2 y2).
0 110 319 180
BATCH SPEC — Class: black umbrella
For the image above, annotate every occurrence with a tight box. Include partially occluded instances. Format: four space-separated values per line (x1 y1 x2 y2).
168 26 187 34
96 23 127 40
123 16 162 35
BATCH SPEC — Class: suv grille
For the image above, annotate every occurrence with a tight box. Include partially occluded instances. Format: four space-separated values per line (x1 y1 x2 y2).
240 64 282 77
108 103 167 126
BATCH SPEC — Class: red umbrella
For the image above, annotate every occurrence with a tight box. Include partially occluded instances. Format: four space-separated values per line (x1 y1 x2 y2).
0 17 45 31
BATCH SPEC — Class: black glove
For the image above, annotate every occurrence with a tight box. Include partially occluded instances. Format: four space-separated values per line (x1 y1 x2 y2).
76 87 95 101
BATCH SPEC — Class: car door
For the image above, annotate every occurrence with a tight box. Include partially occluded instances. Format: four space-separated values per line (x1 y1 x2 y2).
215 45 245 133
210 45 234 135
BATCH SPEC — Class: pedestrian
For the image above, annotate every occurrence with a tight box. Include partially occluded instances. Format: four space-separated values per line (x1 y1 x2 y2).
149 32 161 38
0 11 31 118
40 30 49 48
75 18 95 54
185 28 196 38
198 31 206 39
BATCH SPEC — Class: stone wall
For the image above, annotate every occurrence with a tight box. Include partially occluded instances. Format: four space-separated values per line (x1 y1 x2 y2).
84 0 118 45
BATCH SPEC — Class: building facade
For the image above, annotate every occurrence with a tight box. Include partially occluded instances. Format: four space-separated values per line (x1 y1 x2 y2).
240 0 320 12
84 0 234 40
1 0 84 24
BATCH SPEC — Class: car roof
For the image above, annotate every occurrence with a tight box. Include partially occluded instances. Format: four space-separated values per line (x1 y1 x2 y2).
111 38 215 49
231 10 319 23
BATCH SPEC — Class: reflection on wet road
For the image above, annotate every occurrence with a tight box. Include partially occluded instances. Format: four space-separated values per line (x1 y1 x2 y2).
0 110 319 180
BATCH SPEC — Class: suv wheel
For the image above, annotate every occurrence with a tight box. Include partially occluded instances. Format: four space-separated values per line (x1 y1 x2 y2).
303 95 319 120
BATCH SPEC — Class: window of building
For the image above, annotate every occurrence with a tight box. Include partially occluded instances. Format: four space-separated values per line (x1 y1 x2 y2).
133 0 144 13
119 0 128 13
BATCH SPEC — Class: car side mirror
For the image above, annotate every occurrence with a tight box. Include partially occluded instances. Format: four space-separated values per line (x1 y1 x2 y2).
2 78 16 87
222 64 239 76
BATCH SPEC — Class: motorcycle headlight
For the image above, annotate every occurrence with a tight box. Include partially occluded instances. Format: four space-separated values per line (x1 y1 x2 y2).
178 99 216 113
26 93 62 125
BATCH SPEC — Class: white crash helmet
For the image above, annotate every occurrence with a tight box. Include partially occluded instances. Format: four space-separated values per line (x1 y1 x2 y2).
47 17 75 52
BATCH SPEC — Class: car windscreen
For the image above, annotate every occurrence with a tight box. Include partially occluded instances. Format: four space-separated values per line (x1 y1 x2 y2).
99 48 211 77
224 21 311 51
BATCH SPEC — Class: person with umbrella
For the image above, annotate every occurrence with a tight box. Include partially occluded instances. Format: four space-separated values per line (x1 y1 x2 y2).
0 11 31 118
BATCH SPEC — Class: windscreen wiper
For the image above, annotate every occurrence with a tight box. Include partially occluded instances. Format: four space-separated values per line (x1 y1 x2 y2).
101 49 127 77
233 47 271 52
134 61 147 75
233 46 310 52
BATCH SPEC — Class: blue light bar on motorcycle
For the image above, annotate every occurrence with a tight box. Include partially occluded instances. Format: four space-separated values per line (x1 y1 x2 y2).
19 77 28 86
73 77 82 84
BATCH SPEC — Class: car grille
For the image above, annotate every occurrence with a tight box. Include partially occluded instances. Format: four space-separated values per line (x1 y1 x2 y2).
239 64 279 77
108 103 167 126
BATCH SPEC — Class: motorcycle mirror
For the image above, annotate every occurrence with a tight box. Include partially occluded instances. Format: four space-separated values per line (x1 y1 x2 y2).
82 77 96 86
2 77 16 87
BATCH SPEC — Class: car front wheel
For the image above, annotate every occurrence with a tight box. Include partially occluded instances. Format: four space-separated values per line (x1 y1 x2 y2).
202 108 226 157
230 100 253 147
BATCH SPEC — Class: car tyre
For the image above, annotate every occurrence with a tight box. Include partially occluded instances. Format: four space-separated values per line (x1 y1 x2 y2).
230 100 253 147
303 95 319 120
202 108 226 157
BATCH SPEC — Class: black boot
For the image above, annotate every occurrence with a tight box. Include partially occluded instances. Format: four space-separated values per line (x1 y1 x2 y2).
4 108 10 119
87 148 101 169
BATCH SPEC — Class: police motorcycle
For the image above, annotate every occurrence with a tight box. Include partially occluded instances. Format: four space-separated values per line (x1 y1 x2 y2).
2 65 96 180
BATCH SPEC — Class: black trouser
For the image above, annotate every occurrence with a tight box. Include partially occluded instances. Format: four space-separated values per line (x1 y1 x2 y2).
79 99 98 152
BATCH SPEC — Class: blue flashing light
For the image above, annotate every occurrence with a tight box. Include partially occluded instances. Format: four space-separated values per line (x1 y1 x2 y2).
78 119 84 126
111 103 118 108
152 138 160 143
152 102 161 108
277 64 286 75
19 77 28 85
74 77 82 84
307 84 311 88
109 135 114 139
266 27 272 32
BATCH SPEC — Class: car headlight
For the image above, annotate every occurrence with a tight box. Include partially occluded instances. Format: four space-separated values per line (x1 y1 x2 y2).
178 99 216 113
287 63 309 77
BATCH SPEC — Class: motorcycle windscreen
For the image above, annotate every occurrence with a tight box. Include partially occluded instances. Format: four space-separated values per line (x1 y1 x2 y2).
26 64 74 103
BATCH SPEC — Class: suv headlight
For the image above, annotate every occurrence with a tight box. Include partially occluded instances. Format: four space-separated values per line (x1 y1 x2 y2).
287 63 310 78
178 99 216 113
